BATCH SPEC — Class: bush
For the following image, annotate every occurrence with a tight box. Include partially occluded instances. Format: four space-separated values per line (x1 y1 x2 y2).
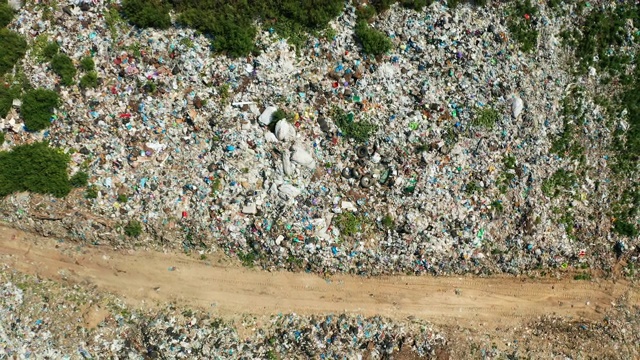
354 21 392 56
51 54 76 86
0 83 20 118
124 220 143 237
335 212 363 237
400 0 432 11
80 56 95 71
277 0 343 30
69 171 88 187
85 185 98 199
178 10 257 57
117 193 128 203
272 109 286 122
42 41 60 61
356 5 377 22
474 107 499 128
0 141 71 197
121 0 171 29
79 71 98 89
0 29 27 76
0 2 14 28
331 107 377 142
507 0 539 53
0 132 4 146
21 89 59 131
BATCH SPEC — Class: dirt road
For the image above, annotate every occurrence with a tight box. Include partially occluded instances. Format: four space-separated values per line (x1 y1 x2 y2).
1 225 637 328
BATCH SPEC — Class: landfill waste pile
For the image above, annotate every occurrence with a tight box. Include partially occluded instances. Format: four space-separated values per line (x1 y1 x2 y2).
0 0 636 277
0 0 638 343
1 267 639 359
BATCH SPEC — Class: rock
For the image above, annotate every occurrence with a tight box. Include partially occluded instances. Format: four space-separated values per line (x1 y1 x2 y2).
258 106 278 126
279 184 301 199
282 150 294 176
291 146 315 169
275 119 296 141
512 97 524 119
242 204 257 215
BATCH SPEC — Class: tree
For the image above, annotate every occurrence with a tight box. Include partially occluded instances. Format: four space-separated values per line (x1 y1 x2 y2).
0 2 14 28
121 0 171 29
21 89 59 131
0 142 71 197
354 21 392 56
0 29 27 76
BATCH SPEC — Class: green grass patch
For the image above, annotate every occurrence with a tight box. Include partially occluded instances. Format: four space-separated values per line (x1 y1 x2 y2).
80 56 95 72
473 107 499 129
0 2 14 28
69 171 88 188
79 71 98 89
541 169 576 198
506 0 538 53
331 107 377 143
335 212 366 237
0 142 72 198
573 272 591 281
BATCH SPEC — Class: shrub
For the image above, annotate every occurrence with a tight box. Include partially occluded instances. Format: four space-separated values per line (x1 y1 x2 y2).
272 109 286 122
51 54 76 86
69 171 88 187
0 2 14 28
335 212 363 237
613 220 638 238
0 132 4 146
0 83 20 118
121 0 171 29
354 21 392 56
331 107 377 142
277 0 343 30
117 193 128 203
124 220 143 237
400 0 432 11
381 214 395 229
0 29 27 76
85 185 98 199
21 89 59 131
0 142 71 198
80 56 95 71
42 41 60 61
355 5 377 22
179 10 256 57
79 71 98 89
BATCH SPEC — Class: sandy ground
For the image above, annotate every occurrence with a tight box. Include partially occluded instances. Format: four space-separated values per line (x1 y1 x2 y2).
1 224 637 332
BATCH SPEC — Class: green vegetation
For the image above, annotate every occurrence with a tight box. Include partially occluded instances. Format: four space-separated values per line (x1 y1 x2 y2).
473 107 499 129
0 29 27 76
217 83 230 104
124 220 143 237
354 21 391 56
551 91 585 161
79 71 98 89
121 0 171 29
80 56 95 72
0 132 4 146
21 89 59 131
0 82 20 118
117 193 128 203
498 155 517 193
542 169 576 198
41 41 60 62
272 109 287 122
573 272 591 281
85 185 98 199
507 0 538 53
69 171 88 188
50 54 76 86
238 250 258 267
381 214 395 229
0 2 14 28
0 142 72 197
335 212 364 237
331 107 377 142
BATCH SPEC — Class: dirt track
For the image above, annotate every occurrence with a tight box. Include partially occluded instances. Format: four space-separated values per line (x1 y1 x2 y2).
0 224 637 328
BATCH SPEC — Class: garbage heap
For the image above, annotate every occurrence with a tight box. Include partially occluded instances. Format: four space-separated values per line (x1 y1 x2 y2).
0 0 638 276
